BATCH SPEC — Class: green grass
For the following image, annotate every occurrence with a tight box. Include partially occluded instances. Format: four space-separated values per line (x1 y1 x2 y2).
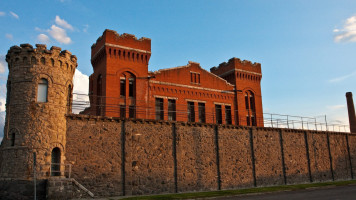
113 180 356 200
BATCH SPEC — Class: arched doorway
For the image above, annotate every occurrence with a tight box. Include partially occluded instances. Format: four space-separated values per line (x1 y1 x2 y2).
51 147 61 176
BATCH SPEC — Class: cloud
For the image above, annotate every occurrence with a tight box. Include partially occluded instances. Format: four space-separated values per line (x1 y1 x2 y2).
37 34 51 44
72 69 89 114
327 104 346 110
0 55 6 74
48 25 72 44
0 12 5 16
5 34 13 40
83 24 89 33
9 11 19 19
334 14 356 43
55 16 74 31
329 71 356 83
0 98 4 112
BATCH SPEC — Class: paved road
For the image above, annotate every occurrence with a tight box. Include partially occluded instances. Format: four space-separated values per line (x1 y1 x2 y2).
212 185 356 200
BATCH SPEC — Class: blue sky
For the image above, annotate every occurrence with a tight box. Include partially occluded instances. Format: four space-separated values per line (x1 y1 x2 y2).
0 0 356 138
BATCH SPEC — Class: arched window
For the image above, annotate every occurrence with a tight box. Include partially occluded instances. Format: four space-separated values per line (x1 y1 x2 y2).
245 91 256 126
37 78 48 102
51 58 54 67
59 60 62 68
51 147 61 176
23 57 28 64
67 85 72 114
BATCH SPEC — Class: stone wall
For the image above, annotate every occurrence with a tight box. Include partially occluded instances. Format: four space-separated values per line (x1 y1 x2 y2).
65 115 356 197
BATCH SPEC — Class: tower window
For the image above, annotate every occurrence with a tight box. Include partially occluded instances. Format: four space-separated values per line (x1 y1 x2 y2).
11 132 15 146
31 56 37 64
187 102 195 122
6 81 11 105
120 78 126 97
37 78 48 102
41 57 45 65
67 85 72 114
129 78 134 97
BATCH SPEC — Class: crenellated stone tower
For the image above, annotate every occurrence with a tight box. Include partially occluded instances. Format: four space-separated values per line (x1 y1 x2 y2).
0 44 77 179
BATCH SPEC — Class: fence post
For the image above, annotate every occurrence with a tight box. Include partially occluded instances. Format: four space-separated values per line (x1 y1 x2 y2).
271 114 273 128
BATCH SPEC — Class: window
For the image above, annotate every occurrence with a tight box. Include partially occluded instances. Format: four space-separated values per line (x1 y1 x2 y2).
96 75 102 115
37 78 48 102
155 98 164 120
129 78 134 97
225 106 232 125
245 94 249 110
67 85 72 114
120 105 126 118
190 72 200 84
41 57 45 65
250 93 255 111
6 81 11 105
198 103 206 123
215 105 222 124
187 102 195 122
168 99 176 121
51 147 61 176
129 105 136 118
245 91 256 126
120 78 126 97
11 132 15 146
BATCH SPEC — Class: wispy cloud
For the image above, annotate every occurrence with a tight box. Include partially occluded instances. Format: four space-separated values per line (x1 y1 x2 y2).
5 33 13 40
329 71 356 83
37 34 51 43
334 14 356 43
327 104 346 110
83 24 89 33
0 12 5 16
9 11 19 19
55 15 74 30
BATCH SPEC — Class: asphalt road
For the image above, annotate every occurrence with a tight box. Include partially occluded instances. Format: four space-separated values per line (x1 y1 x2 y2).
212 184 356 200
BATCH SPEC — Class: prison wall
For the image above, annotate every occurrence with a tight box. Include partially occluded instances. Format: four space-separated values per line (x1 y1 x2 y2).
65 115 356 197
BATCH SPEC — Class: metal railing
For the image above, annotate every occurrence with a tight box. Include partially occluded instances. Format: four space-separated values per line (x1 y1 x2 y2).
69 93 350 132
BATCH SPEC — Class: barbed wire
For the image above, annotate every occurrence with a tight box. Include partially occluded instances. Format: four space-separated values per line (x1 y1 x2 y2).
70 93 350 132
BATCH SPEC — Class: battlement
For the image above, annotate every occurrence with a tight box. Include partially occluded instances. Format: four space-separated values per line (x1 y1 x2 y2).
6 43 78 72
210 57 261 75
91 29 151 53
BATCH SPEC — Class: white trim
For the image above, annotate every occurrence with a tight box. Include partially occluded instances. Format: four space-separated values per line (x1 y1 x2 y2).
185 99 206 103
106 43 151 54
154 95 178 100
214 102 231 106
149 80 234 94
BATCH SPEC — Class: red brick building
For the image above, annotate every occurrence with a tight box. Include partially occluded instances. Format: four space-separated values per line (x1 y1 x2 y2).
84 29 263 126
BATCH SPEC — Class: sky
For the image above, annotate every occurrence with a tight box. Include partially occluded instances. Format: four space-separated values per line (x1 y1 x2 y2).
0 0 356 139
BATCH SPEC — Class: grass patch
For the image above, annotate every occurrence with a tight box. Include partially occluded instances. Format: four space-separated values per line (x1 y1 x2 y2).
115 180 356 200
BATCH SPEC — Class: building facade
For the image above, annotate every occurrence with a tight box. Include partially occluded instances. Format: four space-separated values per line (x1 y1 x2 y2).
84 29 264 126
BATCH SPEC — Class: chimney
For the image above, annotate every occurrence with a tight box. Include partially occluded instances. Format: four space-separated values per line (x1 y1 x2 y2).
346 92 356 133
